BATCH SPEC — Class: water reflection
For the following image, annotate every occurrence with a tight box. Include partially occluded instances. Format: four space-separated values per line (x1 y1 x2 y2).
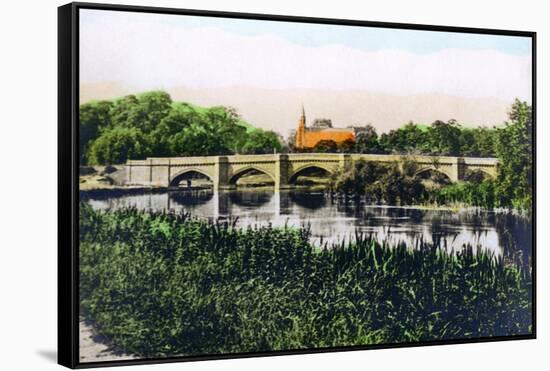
169 191 213 207
228 191 272 208
289 191 326 210
84 189 531 263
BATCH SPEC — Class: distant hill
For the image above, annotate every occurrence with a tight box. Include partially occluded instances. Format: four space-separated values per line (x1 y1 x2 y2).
81 82 514 136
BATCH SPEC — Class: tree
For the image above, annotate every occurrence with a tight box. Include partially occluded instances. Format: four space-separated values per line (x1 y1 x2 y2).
353 124 380 153
87 127 150 165
286 130 297 152
337 139 356 153
170 121 231 156
379 122 426 154
204 106 248 153
458 128 477 157
313 140 338 153
373 164 425 205
459 127 497 157
110 92 172 134
475 127 498 157
79 100 113 164
495 99 532 209
149 104 199 156
424 119 461 155
136 91 172 133
241 130 283 154
155 105 249 156
110 95 140 128
328 159 425 204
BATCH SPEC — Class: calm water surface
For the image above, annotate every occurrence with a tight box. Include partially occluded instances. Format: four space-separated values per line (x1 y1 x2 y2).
84 189 531 263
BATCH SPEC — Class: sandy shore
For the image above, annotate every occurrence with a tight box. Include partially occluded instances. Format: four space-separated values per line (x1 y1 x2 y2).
79 319 135 363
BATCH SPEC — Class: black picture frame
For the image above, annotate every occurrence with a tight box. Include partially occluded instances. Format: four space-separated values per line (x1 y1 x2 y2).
58 2 537 368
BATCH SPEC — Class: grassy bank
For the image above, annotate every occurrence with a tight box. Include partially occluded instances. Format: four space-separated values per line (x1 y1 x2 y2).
80 205 532 358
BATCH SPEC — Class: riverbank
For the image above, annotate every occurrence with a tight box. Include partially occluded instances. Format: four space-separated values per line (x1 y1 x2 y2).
330 197 531 216
80 184 530 218
80 185 171 199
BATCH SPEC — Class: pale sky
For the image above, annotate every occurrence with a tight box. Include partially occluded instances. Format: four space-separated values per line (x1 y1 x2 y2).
79 9 532 132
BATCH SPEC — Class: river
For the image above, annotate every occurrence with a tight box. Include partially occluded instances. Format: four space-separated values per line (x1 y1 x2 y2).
83 189 532 266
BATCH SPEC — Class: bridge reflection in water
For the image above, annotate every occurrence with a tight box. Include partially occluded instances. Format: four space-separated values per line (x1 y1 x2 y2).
86 189 531 266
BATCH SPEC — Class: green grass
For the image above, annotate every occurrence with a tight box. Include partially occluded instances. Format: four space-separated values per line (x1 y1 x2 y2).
80 204 532 358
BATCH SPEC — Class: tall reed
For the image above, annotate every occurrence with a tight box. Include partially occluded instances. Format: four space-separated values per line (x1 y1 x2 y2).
79 204 532 358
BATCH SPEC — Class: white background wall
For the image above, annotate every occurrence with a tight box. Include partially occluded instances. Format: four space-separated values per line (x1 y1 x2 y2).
0 0 546 369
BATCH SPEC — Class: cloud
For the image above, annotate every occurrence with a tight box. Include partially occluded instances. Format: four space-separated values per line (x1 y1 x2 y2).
80 10 532 103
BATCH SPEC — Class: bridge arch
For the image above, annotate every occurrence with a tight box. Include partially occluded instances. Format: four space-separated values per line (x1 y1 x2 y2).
463 168 496 182
288 164 335 184
228 166 276 185
169 168 214 187
415 167 453 183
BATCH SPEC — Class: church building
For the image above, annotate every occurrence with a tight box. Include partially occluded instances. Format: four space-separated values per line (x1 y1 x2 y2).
295 106 355 149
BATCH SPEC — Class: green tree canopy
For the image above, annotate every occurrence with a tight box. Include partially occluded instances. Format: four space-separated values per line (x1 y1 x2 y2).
79 91 284 165
495 99 533 209
379 122 427 154
313 140 338 153
111 92 172 133
424 119 462 155
79 100 113 164
241 130 283 154
353 124 381 153
87 127 150 165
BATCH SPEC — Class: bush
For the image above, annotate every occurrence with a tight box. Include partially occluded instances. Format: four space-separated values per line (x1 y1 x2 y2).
431 180 497 208
329 160 426 205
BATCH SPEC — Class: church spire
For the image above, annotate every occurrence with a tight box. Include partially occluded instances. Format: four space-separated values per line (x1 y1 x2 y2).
296 104 306 149
299 104 306 129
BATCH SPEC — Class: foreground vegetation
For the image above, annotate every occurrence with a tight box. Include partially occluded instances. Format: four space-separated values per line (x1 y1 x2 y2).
80 205 532 358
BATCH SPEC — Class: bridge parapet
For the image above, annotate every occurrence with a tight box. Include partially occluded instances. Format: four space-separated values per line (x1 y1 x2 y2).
462 157 500 165
226 154 278 162
286 153 341 159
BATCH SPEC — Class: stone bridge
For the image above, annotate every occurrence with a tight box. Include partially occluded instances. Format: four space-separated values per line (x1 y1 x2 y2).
126 153 499 190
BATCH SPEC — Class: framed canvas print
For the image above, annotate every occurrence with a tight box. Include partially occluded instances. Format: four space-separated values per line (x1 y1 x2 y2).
58 2 536 368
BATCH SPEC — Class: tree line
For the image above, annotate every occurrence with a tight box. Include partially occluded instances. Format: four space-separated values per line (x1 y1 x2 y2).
295 118 498 157
79 91 283 165
327 99 533 210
